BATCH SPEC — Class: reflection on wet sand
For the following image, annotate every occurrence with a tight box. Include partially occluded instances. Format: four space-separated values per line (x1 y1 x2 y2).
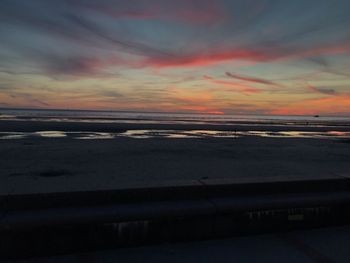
74 132 115 140
1 130 350 140
0 132 26 139
35 131 67 138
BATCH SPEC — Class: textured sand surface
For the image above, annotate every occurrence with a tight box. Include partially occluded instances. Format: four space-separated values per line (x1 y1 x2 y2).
1 128 349 194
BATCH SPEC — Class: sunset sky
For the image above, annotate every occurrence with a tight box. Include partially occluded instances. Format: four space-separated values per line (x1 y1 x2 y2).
0 0 350 115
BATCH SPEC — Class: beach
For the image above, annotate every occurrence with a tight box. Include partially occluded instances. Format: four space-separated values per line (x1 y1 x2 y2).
2 117 350 261
1 119 350 195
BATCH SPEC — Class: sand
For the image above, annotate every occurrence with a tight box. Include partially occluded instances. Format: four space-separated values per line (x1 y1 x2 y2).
1 119 350 132
1 120 350 195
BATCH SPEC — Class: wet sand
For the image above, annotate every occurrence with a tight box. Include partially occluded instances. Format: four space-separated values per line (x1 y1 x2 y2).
1 119 350 132
1 120 350 195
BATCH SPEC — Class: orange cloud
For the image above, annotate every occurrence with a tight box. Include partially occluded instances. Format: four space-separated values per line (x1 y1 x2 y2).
143 49 269 68
203 75 261 94
271 94 350 115
164 86 225 114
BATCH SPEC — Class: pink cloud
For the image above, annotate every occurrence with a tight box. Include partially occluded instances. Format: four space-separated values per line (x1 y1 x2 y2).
51 43 350 77
143 49 270 68
140 43 350 69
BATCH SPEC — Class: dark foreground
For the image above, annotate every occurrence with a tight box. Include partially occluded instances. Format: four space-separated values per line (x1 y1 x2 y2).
1 120 350 261
1 133 350 195
2 178 350 260
7 225 350 263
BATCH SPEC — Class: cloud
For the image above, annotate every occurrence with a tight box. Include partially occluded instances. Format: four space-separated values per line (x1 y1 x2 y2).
271 94 350 115
0 2 174 59
9 93 50 107
142 49 273 68
225 72 279 86
72 0 226 25
203 75 261 94
294 43 350 59
139 42 350 69
2 0 350 77
12 41 350 78
0 85 11 91
1 0 350 114
306 83 337 95
99 90 124 98
42 55 122 77
63 14 173 57
47 56 106 76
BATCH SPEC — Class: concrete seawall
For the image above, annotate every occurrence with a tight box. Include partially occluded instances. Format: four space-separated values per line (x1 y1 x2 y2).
2 178 350 259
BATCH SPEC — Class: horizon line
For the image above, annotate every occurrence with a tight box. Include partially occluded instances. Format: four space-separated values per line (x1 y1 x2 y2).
1 106 350 118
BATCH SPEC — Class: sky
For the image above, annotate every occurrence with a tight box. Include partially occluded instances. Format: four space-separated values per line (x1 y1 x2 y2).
0 0 350 115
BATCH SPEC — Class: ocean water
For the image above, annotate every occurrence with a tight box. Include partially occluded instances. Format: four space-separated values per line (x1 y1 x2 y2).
1 108 350 140
1 108 350 125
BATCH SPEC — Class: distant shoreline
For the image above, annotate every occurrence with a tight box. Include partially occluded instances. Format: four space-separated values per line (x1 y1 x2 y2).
1 120 350 133
1 107 350 118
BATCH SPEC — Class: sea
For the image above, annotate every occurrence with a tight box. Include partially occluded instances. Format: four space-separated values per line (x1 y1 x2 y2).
1 108 350 140
1 108 350 124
